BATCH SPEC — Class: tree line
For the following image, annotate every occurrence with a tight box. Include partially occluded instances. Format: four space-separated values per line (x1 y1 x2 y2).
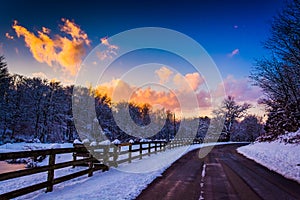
0 56 264 144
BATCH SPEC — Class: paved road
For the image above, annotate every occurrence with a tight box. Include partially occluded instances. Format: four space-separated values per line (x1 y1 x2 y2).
136 144 300 200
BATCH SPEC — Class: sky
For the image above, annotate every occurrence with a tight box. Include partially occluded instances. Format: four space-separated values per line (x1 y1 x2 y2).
0 0 285 117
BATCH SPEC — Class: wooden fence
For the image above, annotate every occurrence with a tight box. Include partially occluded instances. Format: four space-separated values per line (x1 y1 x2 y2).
0 138 195 199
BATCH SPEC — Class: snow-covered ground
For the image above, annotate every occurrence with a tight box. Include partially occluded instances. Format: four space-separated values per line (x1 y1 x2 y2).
0 142 235 200
237 129 300 184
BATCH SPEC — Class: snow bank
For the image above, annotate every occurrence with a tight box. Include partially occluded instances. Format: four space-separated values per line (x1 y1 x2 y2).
237 130 300 183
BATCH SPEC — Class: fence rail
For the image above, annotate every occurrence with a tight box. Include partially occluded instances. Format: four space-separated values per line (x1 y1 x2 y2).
0 138 196 199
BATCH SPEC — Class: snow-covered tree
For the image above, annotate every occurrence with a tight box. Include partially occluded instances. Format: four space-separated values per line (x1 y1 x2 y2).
231 115 264 142
212 96 251 141
251 0 300 137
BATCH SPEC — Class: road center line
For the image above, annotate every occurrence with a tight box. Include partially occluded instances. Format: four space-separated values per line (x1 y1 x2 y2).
199 163 206 200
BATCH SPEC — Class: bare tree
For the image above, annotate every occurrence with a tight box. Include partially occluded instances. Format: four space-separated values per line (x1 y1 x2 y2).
250 0 300 137
213 96 251 141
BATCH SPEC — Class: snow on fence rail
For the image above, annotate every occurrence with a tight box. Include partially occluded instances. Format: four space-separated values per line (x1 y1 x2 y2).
0 138 196 199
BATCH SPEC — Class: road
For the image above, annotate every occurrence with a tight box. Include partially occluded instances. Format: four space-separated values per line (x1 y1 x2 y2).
136 144 300 200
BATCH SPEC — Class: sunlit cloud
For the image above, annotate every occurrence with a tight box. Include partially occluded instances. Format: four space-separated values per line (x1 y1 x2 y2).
97 37 119 61
155 66 173 84
228 48 239 57
5 33 14 40
42 27 51 34
173 72 204 91
94 72 211 115
12 18 90 76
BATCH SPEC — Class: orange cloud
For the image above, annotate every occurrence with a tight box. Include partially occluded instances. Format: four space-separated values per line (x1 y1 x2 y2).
5 33 14 40
12 19 90 76
97 37 119 61
155 66 173 84
42 27 51 34
95 77 211 116
173 72 204 91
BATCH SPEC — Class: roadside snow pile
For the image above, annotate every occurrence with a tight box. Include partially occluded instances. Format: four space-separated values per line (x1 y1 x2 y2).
237 129 300 183
277 129 300 144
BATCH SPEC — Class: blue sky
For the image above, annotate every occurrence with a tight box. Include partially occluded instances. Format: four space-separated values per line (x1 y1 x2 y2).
1 0 284 79
0 0 286 117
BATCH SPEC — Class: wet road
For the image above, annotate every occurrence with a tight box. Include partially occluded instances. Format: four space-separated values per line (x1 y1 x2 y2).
136 144 300 200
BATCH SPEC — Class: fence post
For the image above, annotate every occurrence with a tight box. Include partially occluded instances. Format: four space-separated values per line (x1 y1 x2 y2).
139 143 143 159
46 153 56 192
72 152 76 168
88 148 94 177
113 145 118 167
103 146 109 166
129 144 132 163
148 143 151 156
154 142 157 154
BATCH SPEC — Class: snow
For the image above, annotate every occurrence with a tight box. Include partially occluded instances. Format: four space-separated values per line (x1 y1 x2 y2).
99 140 111 145
73 139 82 144
90 141 97 146
82 139 90 144
237 129 300 184
49 143 62 149
0 142 73 153
0 142 238 199
112 139 121 145
128 139 134 144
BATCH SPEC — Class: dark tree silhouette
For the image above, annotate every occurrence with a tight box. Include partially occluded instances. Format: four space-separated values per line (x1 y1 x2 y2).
250 0 300 137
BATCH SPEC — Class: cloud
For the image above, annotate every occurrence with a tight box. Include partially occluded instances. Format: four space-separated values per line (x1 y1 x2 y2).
32 72 48 80
173 72 204 91
233 25 238 29
12 19 90 76
155 66 173 84
97 37 119 61
94 73 211 115
42 27 51 34
215 75 263 103
228 48 239 57
5 33 14 40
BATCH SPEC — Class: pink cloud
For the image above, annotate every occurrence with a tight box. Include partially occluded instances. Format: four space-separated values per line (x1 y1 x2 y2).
215 75 263 103
228 48 239 57
5 33 14 40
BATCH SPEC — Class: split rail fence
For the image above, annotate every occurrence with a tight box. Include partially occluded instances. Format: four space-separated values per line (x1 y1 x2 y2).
0 138 197 199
